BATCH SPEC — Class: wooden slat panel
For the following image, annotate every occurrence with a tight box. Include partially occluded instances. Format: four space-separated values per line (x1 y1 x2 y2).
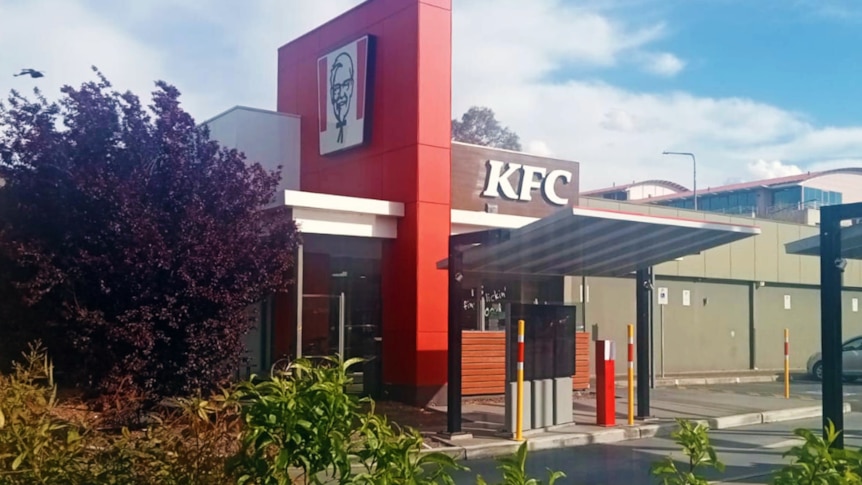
463 331 505 338
463 331 591 395
573 332 590 390
464 376 506 384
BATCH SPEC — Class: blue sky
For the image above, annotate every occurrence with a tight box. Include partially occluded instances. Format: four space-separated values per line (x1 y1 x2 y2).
597 0 862 126
2 0 862 190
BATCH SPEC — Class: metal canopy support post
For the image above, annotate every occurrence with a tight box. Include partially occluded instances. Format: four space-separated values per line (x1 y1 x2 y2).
636 267 653 418
296 243 304 360
447 229 511 435
338 292 346 360
821 207 844 448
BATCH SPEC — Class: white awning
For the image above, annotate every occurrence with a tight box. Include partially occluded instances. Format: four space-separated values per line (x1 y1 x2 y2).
785 224 862 260
438 207 761 277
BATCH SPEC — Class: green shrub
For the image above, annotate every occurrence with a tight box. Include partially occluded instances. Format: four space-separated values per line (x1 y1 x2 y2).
475 441 565 485
229 356 361 483
228 355 464 484
351 406 465 484
650 418 725 485
772 419 862 485
0 343 104 485
128 393 241 484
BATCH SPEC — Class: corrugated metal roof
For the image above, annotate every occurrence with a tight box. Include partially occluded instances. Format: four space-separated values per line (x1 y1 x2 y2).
637 168 862 204
438 207 761 277
581 179 689 196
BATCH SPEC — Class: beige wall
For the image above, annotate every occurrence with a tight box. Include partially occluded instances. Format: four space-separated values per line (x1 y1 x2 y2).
655 280 750 373
566 277 750 375
563 275 862 376
580 197 862 287
754 287 862 370
754 286 820 370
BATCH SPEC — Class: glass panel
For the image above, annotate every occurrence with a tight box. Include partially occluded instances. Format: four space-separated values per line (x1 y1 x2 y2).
301 294 342 358
774 187 801 208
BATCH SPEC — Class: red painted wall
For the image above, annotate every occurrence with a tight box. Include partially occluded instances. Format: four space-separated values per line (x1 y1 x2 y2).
277 0 452 403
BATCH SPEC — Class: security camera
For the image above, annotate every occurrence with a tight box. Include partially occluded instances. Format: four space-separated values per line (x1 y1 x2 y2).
454 272 464 282
643 280 654 290
836 258 848 272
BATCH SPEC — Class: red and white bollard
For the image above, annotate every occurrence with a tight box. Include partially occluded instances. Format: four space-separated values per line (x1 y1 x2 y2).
784 328 790 399
596 339 616 427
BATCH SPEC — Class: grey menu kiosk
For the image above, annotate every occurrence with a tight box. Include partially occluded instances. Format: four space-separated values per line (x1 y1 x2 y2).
504 303 577 435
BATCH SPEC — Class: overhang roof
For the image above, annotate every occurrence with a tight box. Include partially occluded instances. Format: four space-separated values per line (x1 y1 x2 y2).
438 207 761 277
785 224 862 260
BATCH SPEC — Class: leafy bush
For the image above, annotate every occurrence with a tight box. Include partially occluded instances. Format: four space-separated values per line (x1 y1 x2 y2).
229 356 361 483
650 419 725 485
0 343 241 484
0 70 300 400
351 408 464 484
772 420 862 485
128 393 241 484
0 342 118 484
229 355 464 484
475 441 565 485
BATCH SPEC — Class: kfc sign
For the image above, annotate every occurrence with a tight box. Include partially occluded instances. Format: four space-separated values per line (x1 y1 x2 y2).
317 35 375 155
481 160 573 206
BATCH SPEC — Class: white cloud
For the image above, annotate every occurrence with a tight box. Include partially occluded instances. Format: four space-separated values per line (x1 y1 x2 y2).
526 140 555 157
4 0 862 194
0 0 365 122
747 160 803 180
641 52 685 77
450 0 862 190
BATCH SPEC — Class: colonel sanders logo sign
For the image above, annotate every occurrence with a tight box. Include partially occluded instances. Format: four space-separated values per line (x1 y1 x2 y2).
318 36 374 155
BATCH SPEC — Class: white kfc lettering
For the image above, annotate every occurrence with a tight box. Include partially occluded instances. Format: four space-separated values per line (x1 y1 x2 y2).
543 169 573 205
481 160 572 206
518 165 547 202
481 160 521 200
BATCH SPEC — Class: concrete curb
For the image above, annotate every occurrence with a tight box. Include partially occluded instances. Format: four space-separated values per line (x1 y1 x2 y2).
612 374 781 388
424 403 852 462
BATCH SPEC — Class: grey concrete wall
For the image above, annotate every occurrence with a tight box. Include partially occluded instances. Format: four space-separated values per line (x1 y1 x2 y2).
563 275 862 377
564 276 635 377
754 286 820 370
754 287 862 370
654 280 750 373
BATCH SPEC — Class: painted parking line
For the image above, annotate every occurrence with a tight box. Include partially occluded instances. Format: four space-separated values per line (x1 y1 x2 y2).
803 390 858 396
762 438 805 449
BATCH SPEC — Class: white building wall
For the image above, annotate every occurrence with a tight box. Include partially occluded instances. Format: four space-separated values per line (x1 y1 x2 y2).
627 184 680 200
203 106 301 206
802 173 862 203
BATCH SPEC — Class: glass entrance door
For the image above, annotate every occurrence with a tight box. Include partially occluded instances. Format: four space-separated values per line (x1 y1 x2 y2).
300 293 345 359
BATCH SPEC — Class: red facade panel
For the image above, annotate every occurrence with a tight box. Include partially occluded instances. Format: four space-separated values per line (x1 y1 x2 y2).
277 0 452 405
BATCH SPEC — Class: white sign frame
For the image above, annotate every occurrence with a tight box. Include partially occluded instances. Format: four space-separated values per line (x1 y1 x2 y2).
682 290 691 307
657 287 669 305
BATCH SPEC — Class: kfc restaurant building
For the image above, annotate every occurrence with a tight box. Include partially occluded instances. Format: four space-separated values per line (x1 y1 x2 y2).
204 0 759 408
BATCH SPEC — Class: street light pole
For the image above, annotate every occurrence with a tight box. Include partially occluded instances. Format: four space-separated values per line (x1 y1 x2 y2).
663 151 697 211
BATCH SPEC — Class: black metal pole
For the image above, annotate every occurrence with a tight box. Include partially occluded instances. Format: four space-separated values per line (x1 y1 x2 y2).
636 267 653 418
446 239 463 434
820 208 844 448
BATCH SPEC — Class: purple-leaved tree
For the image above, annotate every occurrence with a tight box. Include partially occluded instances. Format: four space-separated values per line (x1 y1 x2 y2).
0 68 300 400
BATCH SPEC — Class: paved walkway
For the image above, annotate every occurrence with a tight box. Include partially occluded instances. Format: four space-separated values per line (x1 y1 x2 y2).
425 387 847 461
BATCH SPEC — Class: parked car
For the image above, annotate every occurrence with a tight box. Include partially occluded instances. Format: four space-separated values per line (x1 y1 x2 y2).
807 335 862 381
